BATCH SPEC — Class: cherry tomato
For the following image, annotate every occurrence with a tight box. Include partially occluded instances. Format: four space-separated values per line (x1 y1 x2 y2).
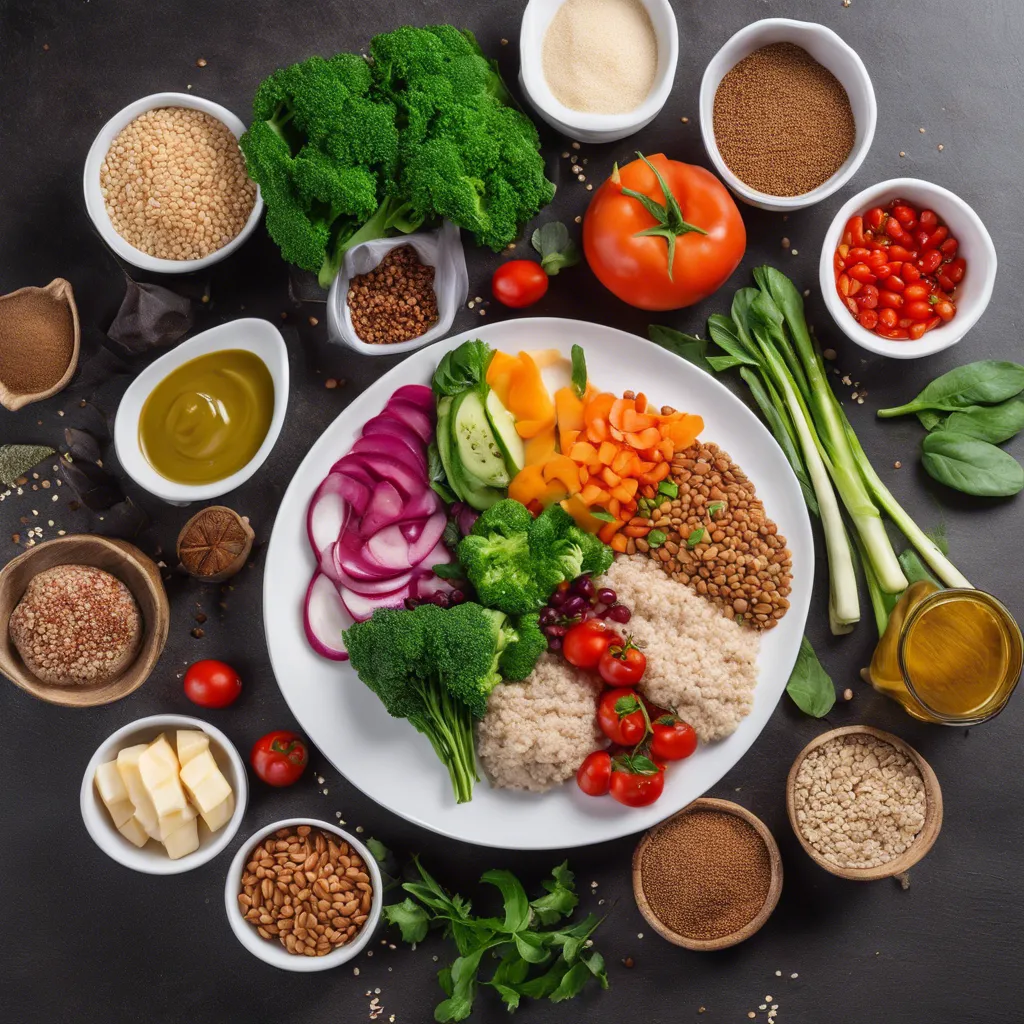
650 715 699 761
584 153 745 311
576 750 613 797
597 688 649 746
598 637 647 687
183 659 242 708
609 758 665 807
563 619 618 670
491 260 548 308
251 731 309 787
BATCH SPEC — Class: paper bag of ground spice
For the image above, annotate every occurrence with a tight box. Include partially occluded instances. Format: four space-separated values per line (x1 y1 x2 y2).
107 276 194 353
326 222 468 350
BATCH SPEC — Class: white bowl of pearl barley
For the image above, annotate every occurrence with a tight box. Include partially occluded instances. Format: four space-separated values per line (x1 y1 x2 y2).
83 92 263 273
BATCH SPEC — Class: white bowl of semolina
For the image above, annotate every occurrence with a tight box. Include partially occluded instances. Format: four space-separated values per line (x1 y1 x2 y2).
83 92 262 273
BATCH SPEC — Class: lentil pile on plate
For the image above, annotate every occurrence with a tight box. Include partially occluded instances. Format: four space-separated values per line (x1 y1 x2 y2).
630 441 793 630
100 107 256 260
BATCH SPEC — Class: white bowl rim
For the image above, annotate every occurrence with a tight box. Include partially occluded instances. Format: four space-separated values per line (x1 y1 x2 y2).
223 817 383 971
699 18 877 210
79 713 249 875
818 177 998 360
112 317 289 503
519 0 679 132
82 91 263 273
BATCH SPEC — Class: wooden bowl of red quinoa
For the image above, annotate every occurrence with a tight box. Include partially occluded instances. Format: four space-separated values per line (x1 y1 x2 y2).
0 534 169 706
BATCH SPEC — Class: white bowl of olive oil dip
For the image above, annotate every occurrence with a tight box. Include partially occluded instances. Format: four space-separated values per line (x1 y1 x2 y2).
114 319 289 504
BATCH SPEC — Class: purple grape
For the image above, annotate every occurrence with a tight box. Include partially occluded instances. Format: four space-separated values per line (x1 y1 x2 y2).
431 592 451 608
607 604 631 624
597 587 617 605
547 636 563 653
548 588 566 608
539 606 558 626
563 595 587 618
574 576 595 600
404 598 421 610
544 624 568 638
449 590 466 606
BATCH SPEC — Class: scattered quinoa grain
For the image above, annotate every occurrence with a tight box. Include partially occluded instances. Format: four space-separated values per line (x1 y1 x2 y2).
843 688 854 701
196 57 207 67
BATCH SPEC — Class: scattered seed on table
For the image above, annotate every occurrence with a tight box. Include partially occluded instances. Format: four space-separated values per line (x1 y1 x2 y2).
196 57 207 67
308 316 319 326
844 688 854 701
938 144 945 151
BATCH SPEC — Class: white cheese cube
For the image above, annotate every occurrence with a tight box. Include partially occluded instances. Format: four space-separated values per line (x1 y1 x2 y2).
117 815 150 848
179 749 232 815
163 817 200 860
95 760 129 805
157 801 198 842
200 791 234 834
116 744 159 839
176 729 210 766
139 736 188 817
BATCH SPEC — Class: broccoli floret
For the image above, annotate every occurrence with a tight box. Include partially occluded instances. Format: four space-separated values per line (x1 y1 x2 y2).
570 524 616 577
498 613 548 682
471 498 535 539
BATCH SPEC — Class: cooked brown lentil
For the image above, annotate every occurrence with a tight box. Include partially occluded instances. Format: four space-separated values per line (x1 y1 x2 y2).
347 245 439 345
640 809 772 940
238 825 373 957
634 441 792 630
100 107 256 260
713 43 855 197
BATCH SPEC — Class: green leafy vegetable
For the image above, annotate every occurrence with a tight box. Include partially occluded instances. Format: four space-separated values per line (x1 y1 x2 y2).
588 507 617 523
647 529 667 547
706 500 726 517
686 527 705 548
432 339 493 397
428 441 456 502
786 637 836 717
877 360 1024 418
657 480 679 499
532 223 580 276
941 399 1024 444
648 325 713 374
570 343 587 398
921 431 1024 496
918 409 945 431
387 858 607 1021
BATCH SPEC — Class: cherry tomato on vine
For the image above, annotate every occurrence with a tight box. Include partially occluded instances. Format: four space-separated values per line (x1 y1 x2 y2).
609 754 665 807
183 659 242 708
598 636 647 687
650 715 699 761
597 688 649 746
576 750 613 797
491 260 549 308
250 731 309 787
563 619 618 670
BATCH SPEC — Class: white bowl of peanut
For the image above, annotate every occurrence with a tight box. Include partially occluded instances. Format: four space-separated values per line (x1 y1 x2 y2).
224 818 383 971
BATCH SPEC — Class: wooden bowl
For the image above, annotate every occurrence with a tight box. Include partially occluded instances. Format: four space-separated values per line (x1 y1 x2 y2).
0 535 169 707
632 797 783 951
786 725 943 881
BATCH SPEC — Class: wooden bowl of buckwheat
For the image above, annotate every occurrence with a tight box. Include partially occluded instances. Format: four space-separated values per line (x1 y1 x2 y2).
786 725 943 881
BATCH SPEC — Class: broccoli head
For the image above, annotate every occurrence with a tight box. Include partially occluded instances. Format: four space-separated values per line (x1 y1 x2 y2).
498 613 548 682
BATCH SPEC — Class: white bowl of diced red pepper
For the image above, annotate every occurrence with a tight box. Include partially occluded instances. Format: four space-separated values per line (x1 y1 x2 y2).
819 177 997 360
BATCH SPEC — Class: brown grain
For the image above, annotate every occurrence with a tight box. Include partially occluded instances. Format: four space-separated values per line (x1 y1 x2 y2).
347 245 438 345
713 43 855 196
0 285 76 394
639 809 771 940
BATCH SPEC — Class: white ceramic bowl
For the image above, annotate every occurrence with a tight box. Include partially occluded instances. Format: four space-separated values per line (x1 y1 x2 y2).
83 92 263 273
80 714 248 875
519 0 679 144
113 318 289 504
819 178 997 360
699 19 876 211
224 818 383 971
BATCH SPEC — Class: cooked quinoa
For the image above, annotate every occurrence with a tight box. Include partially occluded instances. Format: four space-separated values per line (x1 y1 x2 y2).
600 556 760 742
477 655 604 792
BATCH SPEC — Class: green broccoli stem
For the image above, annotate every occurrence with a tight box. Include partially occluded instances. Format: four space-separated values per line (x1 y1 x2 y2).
319 195 422 288
410 680 478 804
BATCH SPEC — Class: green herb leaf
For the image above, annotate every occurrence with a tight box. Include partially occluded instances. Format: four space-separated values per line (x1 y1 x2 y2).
550 962 592 1002
432 339 493 397
648 325 712 374
589 507 617 523
532 222 580 276
383 898 431 944
657 480 678 499
614 694 642 718
706 500 726 517
921 431 1024 496
942 399 1024 444
548 913 604 963
428 442 456 503
647 529 667 547
530 862 579 926
432 562 465 580
686 527 705 548
435 947 487 1023
786 637 836 718
918 409 946 431
611 752 658 776
878 360 1024 418
514 930 550 963
569 343 588 398
480 869 531 934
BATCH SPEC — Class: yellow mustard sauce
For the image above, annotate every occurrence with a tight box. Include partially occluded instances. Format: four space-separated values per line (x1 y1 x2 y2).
139 349 274 485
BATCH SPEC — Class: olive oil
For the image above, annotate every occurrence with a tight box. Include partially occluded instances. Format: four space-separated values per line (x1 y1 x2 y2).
868 583 1023 724
139 349 274 485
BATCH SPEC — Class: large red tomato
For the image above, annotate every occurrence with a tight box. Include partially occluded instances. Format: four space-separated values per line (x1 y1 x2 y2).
583 153 746 311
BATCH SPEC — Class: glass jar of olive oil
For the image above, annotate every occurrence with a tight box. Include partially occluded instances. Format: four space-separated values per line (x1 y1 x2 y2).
868 581 1023 724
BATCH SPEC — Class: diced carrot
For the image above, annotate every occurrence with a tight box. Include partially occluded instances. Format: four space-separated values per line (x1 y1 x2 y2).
524 426 557 466
486 351 522 407
588 418 610 442
608 398 631 432
555 386 585 431
601 466 622 488
625 427 662 449
623 525 650 538
610 533 628 553
541 454 581 494
598 441 618 466
634 392 647 413
570 441 601 467
608 497 621 519
657 438 674 460
508 351 555 422
619 478 639 497
598 521 621 545
641 484 656 499
561 494 608 534
578 466 589 485
584 392 615 428
580 483 610 506
611 449 633 475
609 426 624 442
639 462 671 484
621 408 657 432
560 428 580 451
611 483 634 504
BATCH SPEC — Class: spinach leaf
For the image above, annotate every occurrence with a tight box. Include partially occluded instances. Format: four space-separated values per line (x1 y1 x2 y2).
428 442 456 502
943 399 1024 444
921 431 1024 496
383 898 430 944
878 360 1024 418
570 343 587 398
532 222 580 276
432 339 493 397
918 409 946 431
786 637 836 717
648 325 713 373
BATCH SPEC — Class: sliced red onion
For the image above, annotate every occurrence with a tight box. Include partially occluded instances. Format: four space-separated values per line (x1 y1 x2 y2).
304 572 352 661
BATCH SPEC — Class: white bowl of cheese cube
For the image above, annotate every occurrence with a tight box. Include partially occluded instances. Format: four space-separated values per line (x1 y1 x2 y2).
80 714 248 874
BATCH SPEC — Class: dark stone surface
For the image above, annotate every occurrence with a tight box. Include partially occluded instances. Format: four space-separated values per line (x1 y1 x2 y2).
1 1 1020 1021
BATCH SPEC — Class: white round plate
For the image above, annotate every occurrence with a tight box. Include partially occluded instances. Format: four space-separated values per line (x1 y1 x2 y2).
263 318 813 849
